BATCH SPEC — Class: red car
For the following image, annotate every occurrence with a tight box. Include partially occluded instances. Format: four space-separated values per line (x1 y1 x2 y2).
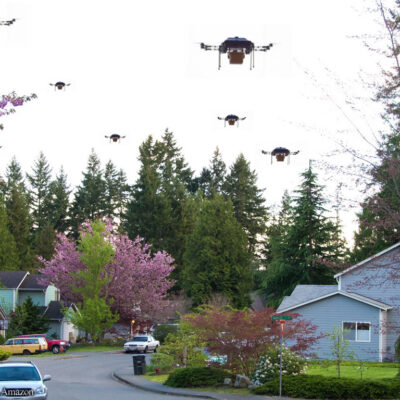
18 334 70 354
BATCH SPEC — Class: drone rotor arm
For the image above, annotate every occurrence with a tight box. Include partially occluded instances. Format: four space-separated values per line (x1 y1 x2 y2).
291 150 300 155
261 150 272 155
254 43 274 52
200 43 219 51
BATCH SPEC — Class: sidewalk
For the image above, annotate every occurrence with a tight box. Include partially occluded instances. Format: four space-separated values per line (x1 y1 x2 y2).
113 367 296 400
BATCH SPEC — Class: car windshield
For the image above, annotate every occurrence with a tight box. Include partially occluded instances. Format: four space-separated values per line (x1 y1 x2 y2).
132 337 148 342
0 366 41 381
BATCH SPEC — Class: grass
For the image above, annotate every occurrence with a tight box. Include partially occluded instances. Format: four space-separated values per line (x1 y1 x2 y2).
306 363 399 380
68 344 122 352
143 372 252 395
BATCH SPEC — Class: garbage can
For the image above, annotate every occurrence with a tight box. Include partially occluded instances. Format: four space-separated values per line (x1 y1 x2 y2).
132 354 146 375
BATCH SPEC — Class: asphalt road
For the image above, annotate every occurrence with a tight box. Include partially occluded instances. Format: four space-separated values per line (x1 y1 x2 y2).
9 351 199 400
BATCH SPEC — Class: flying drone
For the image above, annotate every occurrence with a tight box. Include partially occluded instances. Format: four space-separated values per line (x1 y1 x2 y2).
105 134 125 143
49 82 71 91
200 37 273 70
0 19 16 26
218 114 246 127
262 147 300 164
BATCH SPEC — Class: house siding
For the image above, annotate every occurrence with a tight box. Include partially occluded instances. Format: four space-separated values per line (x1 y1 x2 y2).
44 286 58 306
341 247 400 361
18 291 45 306
291 294 381 361
0 289 15 314
47 322 61 339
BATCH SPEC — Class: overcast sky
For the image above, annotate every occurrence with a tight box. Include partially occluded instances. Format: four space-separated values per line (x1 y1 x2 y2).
0 0 391 243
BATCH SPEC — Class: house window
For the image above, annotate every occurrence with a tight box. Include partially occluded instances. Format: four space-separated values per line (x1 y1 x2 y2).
342 321 371 342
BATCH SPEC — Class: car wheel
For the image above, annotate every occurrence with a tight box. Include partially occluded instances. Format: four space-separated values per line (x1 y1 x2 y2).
22 349 31 355
153 345 158 353
52 346 60 354
143 346 148 354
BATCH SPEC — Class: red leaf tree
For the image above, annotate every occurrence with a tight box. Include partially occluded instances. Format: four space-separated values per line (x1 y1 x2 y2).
39 219 175 324
184 306 320 377
0 92 37 130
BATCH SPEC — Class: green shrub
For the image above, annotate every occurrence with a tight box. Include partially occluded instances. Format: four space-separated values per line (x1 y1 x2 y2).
0 335 5 345
252 345 307 385
153 324 178 345
395 336 400 362
165 367 232 388
148 353 174 373
252 374 400 399
0 349 11 361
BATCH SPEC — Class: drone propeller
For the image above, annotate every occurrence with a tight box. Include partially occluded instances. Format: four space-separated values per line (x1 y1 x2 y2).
0 18 16 26
240 117 247 121
254 43 274 52
261 150 271 155
199 42 219 51
291 150 300 155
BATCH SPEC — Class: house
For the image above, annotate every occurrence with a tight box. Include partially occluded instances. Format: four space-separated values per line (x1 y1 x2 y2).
0 271 78 342
276 242 400 362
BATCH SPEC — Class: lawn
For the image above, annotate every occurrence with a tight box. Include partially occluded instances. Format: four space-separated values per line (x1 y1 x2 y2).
143 373 252 395
306 363 399 380
68 344 122 352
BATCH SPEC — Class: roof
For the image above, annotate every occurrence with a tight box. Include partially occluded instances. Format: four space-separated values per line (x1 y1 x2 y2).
334 242 400 279
277 285 393 313
19 274 47 290
0 271 28 289
43 301 64 321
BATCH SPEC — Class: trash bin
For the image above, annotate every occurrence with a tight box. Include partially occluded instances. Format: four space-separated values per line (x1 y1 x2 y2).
132 354 146 375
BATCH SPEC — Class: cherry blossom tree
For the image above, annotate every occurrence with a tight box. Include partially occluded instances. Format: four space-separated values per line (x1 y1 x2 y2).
39 219 175 324
0 92 37 130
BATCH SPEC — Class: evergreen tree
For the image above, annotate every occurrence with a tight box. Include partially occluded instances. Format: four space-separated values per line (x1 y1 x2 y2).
33 222 56 264
261 166 346 307
8 297 50 335
182 195 252 308
45 167 71 233
103 161 129 221
6 186 33 270
26 152 52 231
70 150 106 238
0 196 19 270
5 157 25 192
224 154 268 254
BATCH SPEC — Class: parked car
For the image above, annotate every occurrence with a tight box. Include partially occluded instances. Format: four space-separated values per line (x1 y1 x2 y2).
124 335 159 353
18 334 70 354
0 361 51 400
0 338 48 356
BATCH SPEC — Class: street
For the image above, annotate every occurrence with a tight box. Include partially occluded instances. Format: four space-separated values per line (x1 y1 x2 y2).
9 351 198 400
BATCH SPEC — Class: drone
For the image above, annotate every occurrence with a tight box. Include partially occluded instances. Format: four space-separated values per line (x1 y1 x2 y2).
200 37 273 70
49 82 71 91
218 114 246 127
262 147 300 164
105 134 125 143
0 19 16 26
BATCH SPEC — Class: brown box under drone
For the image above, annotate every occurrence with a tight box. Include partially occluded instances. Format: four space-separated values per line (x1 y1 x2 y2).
228 51 245 64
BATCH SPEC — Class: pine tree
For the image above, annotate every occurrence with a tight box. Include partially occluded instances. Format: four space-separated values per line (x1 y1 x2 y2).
182 195 252 308
261 166 346 307
0 196 20 270
70 150 106 238
26 152 52 231
224 154 268 254
5 157 25 192
45 167 71 233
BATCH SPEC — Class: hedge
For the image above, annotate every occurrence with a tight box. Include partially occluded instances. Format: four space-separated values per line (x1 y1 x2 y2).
252 374 400 399
164 367 232 388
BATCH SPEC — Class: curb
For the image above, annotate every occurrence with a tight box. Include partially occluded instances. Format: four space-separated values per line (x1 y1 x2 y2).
112 372 218 399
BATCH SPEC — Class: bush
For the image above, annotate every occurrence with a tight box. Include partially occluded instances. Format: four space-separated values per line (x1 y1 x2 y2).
252 345 307 385
0 335 5 345
165 367 232 388
252 374 400 399
148 353 174 373
395 335 400 362
153 324 178 345
0 349 11 361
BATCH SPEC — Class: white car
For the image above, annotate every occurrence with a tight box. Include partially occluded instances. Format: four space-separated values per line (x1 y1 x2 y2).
124 335 160 354
0 361 51 400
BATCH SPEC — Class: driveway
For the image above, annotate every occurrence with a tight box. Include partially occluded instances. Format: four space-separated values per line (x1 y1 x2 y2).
8 351 200 400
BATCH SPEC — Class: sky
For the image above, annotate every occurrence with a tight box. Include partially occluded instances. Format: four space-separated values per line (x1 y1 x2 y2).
0 0 392 244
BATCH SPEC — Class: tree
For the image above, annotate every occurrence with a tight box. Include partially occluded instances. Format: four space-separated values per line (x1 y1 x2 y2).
70 151 106 238
182 195 253 308
224 154 268 254
26 152 52 231
261 166 346 307
184 306 319 377
39 218 175 324
0 92 37 131
8 297 49 336
0 196 19 270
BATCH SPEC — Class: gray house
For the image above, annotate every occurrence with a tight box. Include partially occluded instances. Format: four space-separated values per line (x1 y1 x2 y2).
277 242 400 362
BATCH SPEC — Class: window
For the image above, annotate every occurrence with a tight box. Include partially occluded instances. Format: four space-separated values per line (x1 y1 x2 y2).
14 339 23 345
342 321 371 342
23 339 38 344
4 340 13 346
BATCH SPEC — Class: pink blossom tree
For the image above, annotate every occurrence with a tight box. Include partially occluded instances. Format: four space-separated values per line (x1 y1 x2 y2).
39 219 175 324
0 92 37 130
